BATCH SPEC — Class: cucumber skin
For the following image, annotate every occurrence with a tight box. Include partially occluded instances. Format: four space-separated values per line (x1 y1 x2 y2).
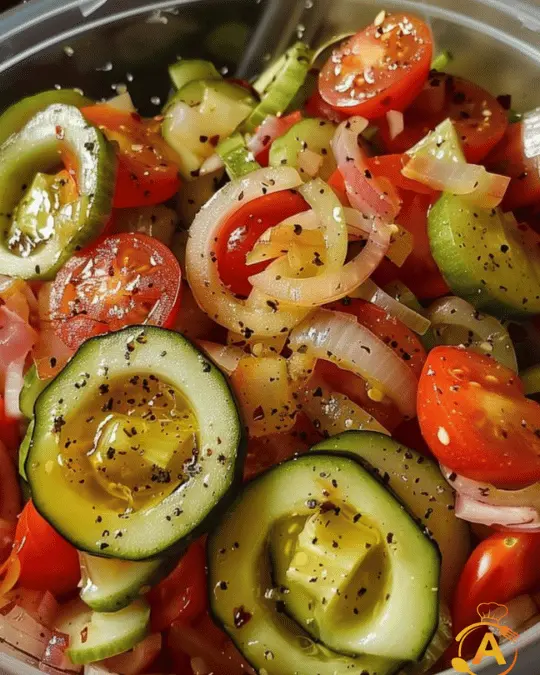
168 59 221 90
428 195 540 319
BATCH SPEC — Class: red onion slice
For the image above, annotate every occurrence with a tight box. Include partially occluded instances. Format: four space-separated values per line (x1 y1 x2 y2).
455 494 540 530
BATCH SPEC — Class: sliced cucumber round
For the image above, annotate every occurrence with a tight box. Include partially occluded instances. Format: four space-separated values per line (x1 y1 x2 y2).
428 194 540 318
216 132 260 180
27 326 244 560
311 431 470 600
168 59 221 91
56 598 150 665
269 118 337 180
19 364 50 419
208 454 440 674
80 553 170 612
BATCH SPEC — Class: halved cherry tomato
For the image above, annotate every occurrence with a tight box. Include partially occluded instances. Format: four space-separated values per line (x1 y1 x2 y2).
50 233 182 350
148 540 207 632
486 121 540 211
216 191 309 298
255 111 302 166
327 168 348 205
14 501 80 597
452 532 540 643
315 299 426 431
418 346 540 487
305 89 349 124
319 13 433 119
365 154 437 196
0 396 20 458
378 72 508 163
82 105 180 209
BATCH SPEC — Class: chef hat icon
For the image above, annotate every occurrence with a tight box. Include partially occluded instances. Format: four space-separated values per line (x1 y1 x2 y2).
477 602 509 623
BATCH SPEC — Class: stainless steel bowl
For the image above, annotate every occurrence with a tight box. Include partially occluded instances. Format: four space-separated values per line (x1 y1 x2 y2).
0 1 539 673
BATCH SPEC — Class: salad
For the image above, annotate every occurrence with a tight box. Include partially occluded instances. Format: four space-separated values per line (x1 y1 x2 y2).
1 9 540 675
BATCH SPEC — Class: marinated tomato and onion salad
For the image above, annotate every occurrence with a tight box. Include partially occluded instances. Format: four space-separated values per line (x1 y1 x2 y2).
1 10 540 675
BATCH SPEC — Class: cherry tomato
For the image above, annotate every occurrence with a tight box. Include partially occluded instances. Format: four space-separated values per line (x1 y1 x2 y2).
305 89 349 124
255 111 302 166
14 501 80 597
327 168 348 205
378 72 508 163
0 396 20 458
452 532 540 640
82 105 180 209
486 121 540 211
319 13 433 119
148 540 207 632
50 233 182 350
418 346 540 487
315 299 426 431
365 154 437 196
216 191 309 298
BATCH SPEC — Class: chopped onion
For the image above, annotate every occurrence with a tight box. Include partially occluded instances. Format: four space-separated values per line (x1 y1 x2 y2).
289 309 418 418
522 107 540 160
351 279 431 335
0 602 52 661
230 355 296 437
198 341 244 375
344 207 412 267
42 630 80 673
186 166 310 336
454 494 540 530
297 148 324 178
249 181 392 306
428 296 518 371
332 116 401 221
106 92 136 113
402 155 510 208
101 633 162 675
6 589 59 629
0 306 37 381
4 356 25 419
246 114 300 158
386 110 404 140
199 152 225 176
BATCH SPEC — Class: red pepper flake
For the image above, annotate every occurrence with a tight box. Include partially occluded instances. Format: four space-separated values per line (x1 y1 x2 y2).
55 125 65 140
80 626 89 644
233 606 252 628
253 405 265 421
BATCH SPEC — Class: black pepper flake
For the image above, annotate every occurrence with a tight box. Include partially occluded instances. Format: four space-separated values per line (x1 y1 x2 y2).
219 581 228 590
52 416 66 433
386 532 394 544
202 360 212 373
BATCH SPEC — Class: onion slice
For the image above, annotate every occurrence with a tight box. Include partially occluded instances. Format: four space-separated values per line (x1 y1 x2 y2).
344 208 413 267
4 356 25 420
297 149 324 178
198 341 244 375
402 155 510 209
386 110 404 140
289 309 418 418
455 494 540 530
186 166 310 336
427 296 518 371
351 279 431 335
332 116 401 221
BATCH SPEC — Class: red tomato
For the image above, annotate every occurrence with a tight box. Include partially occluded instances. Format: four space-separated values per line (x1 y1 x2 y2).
365 154 437 196
327 169 348 205
315 299 426 431
319 13 433 119
0 396 20 457
486 122 540 211
255 112 302 166
378 73 508 163
418 346 540 487
148 540 207 632
14 501 80 596
50 233 182 350
82 105 180 209
305 89 349 124
452 532 540 641
216 191 309 298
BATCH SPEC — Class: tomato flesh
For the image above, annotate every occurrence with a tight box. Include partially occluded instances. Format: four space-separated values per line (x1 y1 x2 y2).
14 501 80 597
216 191 309 298
319 13 433 119
418 346 540 487
50 233 182 350
82 105 180 209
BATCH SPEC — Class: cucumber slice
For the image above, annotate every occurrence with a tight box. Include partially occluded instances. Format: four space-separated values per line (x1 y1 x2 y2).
20 364 50 419
312 431 470 601
56 598 150 665
80 553 169 612
27 326 244 559
407 118 465 164
0 89 92 146
162 79 256 180
269 118 337 180
245 42 312 132
168 59 221 90
208 454 439 673
18 420 34 482
216 132 260 180
430 50 453 71
0 104 115 279
428 194 540 318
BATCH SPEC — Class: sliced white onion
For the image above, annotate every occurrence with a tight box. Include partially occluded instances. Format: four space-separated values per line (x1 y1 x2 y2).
289 309 418 418
246 114 299 157
198 341 244 375
428 296 518 371
249 182 392 307
522 107 540 160
454 494 540 530
386 110 404 140
4 356 25 420
199 152 225 176
297 148 324 178
106 91 136 113
186 166 310 336
351 279 431 335
332 116 401 221
344 207 412 267
500 595 538 633
402 155 510 209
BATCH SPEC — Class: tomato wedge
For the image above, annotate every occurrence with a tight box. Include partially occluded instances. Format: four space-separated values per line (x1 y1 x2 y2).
315 299 426 431
418 346 540 487
216 191 309 298
319 13 433 119
82 105 180 209
378 72 508 163
50 233 182 350
14 501 80 597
